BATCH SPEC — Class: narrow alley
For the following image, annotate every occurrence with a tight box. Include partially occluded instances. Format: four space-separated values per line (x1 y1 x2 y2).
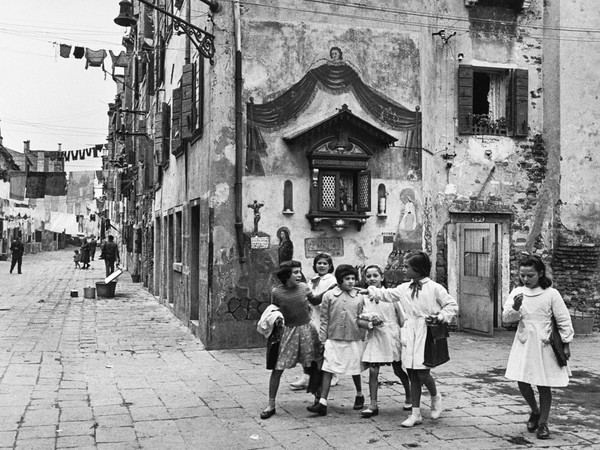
0 249 598 449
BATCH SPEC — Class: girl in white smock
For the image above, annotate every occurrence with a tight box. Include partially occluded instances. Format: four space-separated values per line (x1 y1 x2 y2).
503 254 573 440
365 251 457 427
359 265 412 418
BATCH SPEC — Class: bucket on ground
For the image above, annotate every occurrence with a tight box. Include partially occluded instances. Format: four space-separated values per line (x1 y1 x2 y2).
96 281 117 298
83 286 96 299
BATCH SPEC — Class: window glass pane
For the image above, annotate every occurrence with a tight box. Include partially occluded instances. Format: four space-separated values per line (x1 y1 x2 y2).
463 228 490 277
339 173 353 212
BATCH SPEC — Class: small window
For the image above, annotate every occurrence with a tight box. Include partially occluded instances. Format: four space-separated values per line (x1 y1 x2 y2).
175 210 182 263
458 65 528 137
317 170 371 214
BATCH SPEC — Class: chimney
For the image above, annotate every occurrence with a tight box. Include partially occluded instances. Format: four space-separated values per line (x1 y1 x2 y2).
23 140 30 152
58 143 62 151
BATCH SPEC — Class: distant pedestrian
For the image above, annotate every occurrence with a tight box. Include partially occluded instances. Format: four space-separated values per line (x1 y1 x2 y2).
260 261 322 420
80 238 90 269
307 264 367 417
73 250 81 269
364 251 458 427
9 236 24 274
359 264 412 417
102 235 120 277
89 237 97 261
503 254 574 440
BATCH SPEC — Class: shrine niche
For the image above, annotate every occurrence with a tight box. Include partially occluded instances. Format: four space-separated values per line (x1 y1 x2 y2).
246 49 422 177
284 104 398 231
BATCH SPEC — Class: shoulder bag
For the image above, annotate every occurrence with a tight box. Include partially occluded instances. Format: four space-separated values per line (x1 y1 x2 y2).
550 316 568 367
423 323 450 368
266 323 283 370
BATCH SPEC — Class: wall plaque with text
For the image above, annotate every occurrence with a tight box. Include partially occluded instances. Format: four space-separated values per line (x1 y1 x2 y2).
304 237 344 258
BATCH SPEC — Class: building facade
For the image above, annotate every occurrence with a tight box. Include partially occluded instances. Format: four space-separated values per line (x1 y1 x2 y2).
105 0 600 349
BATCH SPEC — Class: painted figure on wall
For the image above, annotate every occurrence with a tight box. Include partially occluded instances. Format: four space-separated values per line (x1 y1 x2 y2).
277 227 294 264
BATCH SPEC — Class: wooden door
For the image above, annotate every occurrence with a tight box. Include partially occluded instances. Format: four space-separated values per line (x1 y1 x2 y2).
458 223 497 335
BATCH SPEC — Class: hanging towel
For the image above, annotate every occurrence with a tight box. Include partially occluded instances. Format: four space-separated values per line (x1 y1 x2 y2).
59 44 72 58
44 172 68 196
9 171 26 201
26 172 47 199
85 48 107 69
73 46 85 59
109 50 131 76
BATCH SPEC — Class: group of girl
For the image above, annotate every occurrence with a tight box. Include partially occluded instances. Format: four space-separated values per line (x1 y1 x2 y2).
260 251 574 440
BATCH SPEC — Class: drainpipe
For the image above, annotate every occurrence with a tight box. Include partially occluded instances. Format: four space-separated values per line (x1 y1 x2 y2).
233 0 245 263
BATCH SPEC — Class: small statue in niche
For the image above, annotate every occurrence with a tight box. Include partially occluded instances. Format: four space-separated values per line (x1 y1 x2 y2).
329 46 343 63
248 200 264 234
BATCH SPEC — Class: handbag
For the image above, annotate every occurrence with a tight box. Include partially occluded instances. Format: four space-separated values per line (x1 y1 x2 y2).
423 323 450 368
550 316 568 367
266 323 283 370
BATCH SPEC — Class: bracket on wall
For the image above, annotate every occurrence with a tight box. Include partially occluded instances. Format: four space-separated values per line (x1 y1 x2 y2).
306 214 369 232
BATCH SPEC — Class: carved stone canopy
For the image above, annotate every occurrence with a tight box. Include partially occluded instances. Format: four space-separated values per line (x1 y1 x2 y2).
283 104 398 155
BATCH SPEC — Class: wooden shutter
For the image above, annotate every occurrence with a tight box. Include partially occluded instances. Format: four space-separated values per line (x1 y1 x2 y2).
458 65 474 134
181 63 194 140
319 171 339 212
194 57 204 135
357 170 371 212
512 69 529 137
162 102 171 166
171 86 182 155
154 104 164 165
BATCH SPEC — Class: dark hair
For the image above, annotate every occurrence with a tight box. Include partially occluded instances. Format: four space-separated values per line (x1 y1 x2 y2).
313 253 334 274
405 251 431 278
277 227 290 242
329 46 343 59
277 260 302 284
362 264 388 288
108 235 114 242
519 255 552 289
335 264 358 284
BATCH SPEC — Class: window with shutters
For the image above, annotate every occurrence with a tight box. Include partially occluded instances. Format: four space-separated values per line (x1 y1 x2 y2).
458 66 528 137
170 61 201 156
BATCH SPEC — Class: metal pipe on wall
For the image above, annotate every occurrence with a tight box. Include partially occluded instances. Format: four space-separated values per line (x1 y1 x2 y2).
233 0 245 263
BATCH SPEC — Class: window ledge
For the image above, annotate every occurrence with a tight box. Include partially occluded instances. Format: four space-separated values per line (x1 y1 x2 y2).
306 213 370 231
173 262 183 272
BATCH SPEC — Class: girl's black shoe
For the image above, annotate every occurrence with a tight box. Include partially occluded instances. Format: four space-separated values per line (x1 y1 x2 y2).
527 412 541 432
536 422 550 439
260 407 276 420
353 395 365 410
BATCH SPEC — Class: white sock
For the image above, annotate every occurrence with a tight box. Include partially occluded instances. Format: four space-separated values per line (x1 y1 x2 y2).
412 407 421 417
319 398 328 406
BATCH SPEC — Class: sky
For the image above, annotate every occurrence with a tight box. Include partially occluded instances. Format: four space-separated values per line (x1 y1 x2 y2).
0 1 127 171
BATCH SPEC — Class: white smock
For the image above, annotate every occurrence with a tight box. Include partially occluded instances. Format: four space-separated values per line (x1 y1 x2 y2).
309 273 337 329
503 286 574 387
368 278 458 370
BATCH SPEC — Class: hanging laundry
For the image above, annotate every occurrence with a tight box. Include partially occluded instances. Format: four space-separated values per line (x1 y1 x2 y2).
109 50 131 76
62 151 71 161
9 171 26 201
44 172 68 196
85 48 107 69
93 148 99 158
59 44 72 58
26 172 47 199
71 150 78 161
73 46 85 59
85 148 93 158
78 149 85 160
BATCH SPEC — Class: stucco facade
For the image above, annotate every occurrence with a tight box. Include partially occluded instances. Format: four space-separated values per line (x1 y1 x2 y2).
105 0 600 349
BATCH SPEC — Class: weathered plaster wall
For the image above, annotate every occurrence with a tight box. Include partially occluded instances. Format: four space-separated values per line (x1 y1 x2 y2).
557 0 600 238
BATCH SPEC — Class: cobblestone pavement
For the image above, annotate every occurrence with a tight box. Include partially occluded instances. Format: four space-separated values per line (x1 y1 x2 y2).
0 249 599 449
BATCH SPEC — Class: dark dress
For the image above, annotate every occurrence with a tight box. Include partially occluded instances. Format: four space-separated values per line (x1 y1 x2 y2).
80 242 91 267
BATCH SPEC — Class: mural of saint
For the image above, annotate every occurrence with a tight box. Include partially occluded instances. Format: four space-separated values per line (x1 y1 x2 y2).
277 227 293 264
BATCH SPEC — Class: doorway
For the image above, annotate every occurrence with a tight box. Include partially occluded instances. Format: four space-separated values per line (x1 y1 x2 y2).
190 205 200 322
458 222 500 335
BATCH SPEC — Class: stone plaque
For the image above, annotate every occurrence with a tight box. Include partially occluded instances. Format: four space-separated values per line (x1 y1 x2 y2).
304 237 344 258
251 235 270 249
382 232 396 244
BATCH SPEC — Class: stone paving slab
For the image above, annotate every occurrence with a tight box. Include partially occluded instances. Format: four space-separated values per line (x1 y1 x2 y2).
1 249 599 449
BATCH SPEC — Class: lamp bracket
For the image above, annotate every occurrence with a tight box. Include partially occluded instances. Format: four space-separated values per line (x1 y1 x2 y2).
136 0 216 64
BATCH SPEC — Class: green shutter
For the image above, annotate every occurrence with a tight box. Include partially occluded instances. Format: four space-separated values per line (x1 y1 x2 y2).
513 69 529 137
181 63 194 140
458 65 474 134
171 86 182 156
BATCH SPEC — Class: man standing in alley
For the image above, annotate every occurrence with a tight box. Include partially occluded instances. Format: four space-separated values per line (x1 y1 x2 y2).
9 236 24 274
103 235 120 277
